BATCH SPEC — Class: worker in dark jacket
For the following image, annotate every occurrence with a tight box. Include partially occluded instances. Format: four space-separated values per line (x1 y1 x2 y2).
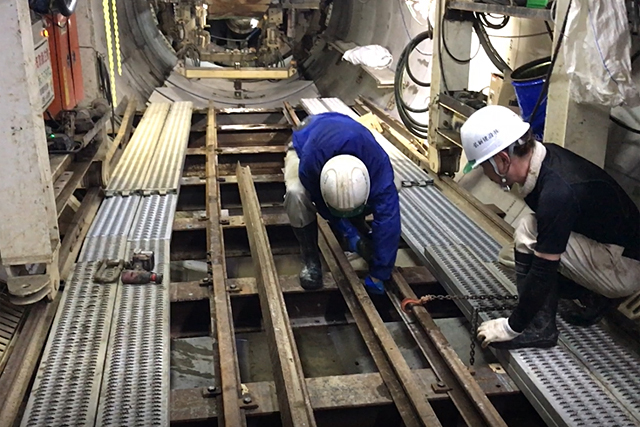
284 112 401 294
460 105 640 349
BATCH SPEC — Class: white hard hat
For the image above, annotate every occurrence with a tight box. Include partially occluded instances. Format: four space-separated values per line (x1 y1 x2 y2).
320 155 370 217
460 105 530 173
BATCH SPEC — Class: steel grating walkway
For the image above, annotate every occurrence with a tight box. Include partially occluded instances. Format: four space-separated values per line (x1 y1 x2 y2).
302 97 640 427
22 102 189 427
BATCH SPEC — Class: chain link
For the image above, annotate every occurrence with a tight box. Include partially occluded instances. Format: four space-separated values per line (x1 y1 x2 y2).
409 293 518 367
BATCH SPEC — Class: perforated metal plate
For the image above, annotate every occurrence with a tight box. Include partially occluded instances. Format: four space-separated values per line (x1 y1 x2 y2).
96 195 174 427
21 262 117 427
79 196 142 262
141 102 192 193
307 97 640 427
107 103 171 195
128 195 177 241
96 239 170 427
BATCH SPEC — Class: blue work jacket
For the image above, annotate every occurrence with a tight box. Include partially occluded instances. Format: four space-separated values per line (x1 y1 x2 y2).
293 112 401 281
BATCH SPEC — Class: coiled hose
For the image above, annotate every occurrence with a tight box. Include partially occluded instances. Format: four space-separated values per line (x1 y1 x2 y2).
394 29 433 139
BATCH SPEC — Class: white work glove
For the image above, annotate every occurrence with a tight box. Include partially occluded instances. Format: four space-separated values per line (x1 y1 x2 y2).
477 318 521 348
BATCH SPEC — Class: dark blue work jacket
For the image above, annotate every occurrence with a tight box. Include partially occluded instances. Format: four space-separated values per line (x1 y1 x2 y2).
293 112 400 281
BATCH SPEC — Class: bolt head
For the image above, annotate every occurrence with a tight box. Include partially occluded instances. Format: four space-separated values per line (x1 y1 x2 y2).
243 396 252 404
437 382 445 388
229 284 237 290
207 386 217 393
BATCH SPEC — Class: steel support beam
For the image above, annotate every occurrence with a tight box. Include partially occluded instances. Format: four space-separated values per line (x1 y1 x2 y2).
317 220 441 427
237 163 317 427
205 106 247 427
390 270 507 427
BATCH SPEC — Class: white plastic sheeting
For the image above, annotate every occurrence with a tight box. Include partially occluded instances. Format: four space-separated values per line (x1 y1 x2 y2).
563 0 640 107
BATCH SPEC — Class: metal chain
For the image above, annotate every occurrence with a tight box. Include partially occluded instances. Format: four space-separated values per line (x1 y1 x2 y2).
402 293 518 367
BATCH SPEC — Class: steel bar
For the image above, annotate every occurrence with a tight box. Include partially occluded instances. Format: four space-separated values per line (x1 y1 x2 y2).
283 102 301 127
171 266 436 302
317 221 440 427
390 270 507 427
205 105 247 427
237 163 316 427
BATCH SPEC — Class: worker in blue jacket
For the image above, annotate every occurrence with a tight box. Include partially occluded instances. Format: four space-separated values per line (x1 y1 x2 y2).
284 112 401 294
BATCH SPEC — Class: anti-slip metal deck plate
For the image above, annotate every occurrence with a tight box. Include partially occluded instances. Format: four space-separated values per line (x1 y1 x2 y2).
96 195 174 427
106 103 171 195
128 195 178 241
141 102 192 193
305 98 640 426
96 239 170 427
79 196 143 262
21 262 117 427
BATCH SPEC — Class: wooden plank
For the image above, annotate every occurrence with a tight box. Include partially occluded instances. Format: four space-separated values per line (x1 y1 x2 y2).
58 188 103 279
170 266 437 302
187 147 207 156
318 220 441 427
205 105 247 427
218 124 291 132
173 212 289 231
105 97 138 165
171 369 441 422
170 281 210 302
237 163 316 427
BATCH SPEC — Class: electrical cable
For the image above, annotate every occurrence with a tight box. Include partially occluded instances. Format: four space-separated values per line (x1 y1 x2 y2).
477 13 509 30
394 29 433 139
486 31 549 38
473 16 511 73
527 0 572 127
397 0 432 56
441 14 480 64
610 114 640 134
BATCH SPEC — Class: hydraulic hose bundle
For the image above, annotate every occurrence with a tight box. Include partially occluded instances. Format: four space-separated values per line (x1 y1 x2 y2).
394 29 433 139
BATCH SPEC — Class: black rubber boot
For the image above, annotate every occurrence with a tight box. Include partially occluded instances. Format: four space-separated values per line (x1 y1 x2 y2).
492 251 559 350
292 221 323 290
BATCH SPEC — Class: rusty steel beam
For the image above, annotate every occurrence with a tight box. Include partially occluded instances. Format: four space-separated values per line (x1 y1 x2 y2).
283 102 302 127
205 105 247 427
390 270 508 427
171 266 437 302
171 367 516 423
237 163 317 427
318 221 440 427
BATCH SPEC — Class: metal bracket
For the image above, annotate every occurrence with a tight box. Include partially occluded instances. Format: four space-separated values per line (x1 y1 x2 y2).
401 179 434 188
202 385 222 398
240 384 259 409
431 381 452 394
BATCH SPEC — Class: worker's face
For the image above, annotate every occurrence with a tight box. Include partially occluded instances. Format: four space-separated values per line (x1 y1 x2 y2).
480 152 512 186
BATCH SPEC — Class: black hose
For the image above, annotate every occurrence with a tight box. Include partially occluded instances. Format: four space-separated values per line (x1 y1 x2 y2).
473 17 511 73
394 30 433 138
610 115 640 134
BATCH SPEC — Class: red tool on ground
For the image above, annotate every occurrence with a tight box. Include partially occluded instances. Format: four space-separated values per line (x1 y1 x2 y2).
120 249 163 284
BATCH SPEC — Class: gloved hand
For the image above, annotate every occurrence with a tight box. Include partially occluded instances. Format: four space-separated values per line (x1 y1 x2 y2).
347 234 361 254
364 276 385 295
477 318 521 348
